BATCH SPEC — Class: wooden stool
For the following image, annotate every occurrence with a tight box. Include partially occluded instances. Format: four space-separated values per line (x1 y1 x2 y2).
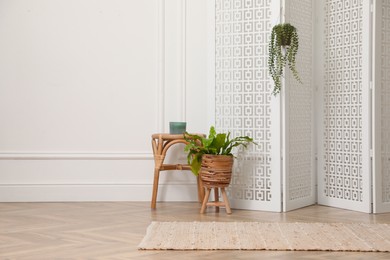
151 133 205 209
200 186 232 214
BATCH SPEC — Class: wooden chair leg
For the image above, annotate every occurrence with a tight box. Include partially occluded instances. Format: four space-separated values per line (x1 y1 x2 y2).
221 188 232 214
151 168 160 209
200 188 211 213
197 176 205 203
214 188 219 213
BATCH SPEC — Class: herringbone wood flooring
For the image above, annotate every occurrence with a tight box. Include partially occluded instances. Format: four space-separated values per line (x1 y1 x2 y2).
1 202 390 259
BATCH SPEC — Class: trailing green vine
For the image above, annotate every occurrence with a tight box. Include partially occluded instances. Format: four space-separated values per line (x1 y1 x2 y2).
268 23 302 95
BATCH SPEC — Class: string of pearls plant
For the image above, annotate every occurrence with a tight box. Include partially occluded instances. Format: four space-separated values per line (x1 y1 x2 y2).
268 23 302 95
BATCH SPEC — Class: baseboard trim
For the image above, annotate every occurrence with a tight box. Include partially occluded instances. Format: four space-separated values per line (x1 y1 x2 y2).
0 184 199 202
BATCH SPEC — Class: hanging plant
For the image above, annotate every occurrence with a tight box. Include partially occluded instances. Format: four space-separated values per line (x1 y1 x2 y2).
268 23 302 95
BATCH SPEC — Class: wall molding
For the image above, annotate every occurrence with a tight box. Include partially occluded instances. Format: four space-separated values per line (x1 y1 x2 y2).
157 0 166 132
207 0 216 126
0 152 154 160
0 183 199 202
181 0 187 121
0 180 197 186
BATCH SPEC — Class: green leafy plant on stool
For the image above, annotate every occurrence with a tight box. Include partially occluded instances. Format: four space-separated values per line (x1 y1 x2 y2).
183 126 256 176
268 23 302 95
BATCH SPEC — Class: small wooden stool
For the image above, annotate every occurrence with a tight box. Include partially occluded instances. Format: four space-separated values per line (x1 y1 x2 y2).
151 133 205 209
200 186 232 214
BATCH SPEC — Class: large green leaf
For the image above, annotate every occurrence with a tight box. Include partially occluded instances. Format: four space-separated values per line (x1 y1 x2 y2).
212 133 227 154
189 153 202 176
202 137 214 149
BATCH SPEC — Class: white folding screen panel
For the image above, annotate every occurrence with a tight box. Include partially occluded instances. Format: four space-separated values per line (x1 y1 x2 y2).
213 0 377 213
317 0 372 213
282 0 316 211
373 0 390 213
214 0 281 212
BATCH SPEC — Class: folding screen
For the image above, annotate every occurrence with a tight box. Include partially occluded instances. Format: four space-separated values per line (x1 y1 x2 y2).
215 0 281 211
317 0 372 213
374 0 390 213
213 0 389 213
214 0 315 212
283 0 316 211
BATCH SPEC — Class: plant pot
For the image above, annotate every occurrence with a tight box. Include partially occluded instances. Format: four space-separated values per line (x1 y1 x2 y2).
200 154 234 188
280 35 292 47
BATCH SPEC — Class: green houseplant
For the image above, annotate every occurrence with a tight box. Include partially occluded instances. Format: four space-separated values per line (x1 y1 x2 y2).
184 126 256 214
184 126 255 176
268 23 302 95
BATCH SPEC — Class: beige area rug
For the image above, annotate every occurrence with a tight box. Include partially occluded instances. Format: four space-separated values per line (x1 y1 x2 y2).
138 221 390 252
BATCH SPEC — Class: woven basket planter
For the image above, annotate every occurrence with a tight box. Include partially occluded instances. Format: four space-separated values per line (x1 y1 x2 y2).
200 155 234 188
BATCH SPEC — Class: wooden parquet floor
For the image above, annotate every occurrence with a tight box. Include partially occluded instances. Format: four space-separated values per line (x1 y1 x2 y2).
1 202 390 259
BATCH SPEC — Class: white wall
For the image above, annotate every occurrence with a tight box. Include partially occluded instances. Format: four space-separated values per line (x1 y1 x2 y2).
0 0 210 201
